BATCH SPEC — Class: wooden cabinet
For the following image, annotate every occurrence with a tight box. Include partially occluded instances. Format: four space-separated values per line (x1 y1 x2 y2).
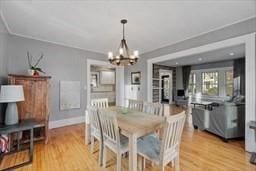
8 74 51 144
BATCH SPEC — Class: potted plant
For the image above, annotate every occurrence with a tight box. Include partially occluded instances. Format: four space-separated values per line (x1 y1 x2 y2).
27 52 45 76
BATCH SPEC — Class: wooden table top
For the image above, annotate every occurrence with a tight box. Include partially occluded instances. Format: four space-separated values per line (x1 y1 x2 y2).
103 106 165 137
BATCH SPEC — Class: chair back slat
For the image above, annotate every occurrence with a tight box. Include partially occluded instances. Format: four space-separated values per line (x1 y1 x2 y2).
87 107 101 134
160 111 186 158
142 102 163 116
91 98 109 108
98 109 120 145
128 99 143 112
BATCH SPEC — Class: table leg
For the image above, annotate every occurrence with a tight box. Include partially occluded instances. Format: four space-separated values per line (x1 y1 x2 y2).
129 134 137 171
29 128 34 162
85 123 91 145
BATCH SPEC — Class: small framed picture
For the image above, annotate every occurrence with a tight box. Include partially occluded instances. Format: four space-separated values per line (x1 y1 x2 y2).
131 72 141 85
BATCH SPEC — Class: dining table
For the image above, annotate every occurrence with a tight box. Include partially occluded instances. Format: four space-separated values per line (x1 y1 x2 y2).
85 106 165 171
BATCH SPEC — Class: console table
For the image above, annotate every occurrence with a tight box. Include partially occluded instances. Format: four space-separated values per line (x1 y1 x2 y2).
249 121 256 165
0 119 35 171
191 101 213 110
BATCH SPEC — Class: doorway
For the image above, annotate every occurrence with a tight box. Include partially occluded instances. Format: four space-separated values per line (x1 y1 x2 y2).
86 59 124 108
90 65 116 106
159 70 173 104
161 75 170 103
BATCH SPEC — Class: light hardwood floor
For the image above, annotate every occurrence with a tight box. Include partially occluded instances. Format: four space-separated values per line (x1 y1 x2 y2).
1 106 255 171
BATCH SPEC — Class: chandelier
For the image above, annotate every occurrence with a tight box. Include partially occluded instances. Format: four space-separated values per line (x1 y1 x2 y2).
108 19 139 66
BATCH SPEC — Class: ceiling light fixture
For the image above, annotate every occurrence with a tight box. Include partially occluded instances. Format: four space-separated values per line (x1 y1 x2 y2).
176 62 179 65
108 19 139 66
198 58 202 61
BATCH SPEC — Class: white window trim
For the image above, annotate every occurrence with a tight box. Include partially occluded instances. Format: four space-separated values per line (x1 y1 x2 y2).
189 67 233 100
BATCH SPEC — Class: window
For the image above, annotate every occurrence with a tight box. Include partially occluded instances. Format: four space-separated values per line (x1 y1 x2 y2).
202 72 219 96
188 73 196 95
225 70 233 97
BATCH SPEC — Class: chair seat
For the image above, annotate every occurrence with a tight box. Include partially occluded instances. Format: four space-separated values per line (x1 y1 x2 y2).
104 134 129 153
137 134 161 163
138 135 178 165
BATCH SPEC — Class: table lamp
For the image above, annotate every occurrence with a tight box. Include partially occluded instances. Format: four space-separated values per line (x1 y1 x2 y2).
0 85 25 125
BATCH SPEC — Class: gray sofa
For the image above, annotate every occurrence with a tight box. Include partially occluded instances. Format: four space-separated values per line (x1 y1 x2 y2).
192 102 245 141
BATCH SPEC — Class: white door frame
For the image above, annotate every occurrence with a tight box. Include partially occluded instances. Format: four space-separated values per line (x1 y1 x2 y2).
159 69 173 104
86 59 125 107
147 33 256 152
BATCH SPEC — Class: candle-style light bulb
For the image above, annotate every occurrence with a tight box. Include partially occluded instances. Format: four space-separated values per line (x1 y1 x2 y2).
108 52 113 59
119 48 124 55
130 55 135 59
133 50 139 57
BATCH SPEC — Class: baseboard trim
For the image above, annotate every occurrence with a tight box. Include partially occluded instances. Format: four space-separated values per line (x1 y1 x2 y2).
49 116 85 129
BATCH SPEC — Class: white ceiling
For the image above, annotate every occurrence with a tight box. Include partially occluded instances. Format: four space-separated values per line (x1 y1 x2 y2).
0 0 255 54
157 44 245 67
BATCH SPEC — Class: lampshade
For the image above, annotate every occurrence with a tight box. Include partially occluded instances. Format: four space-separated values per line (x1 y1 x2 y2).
0 85 25 103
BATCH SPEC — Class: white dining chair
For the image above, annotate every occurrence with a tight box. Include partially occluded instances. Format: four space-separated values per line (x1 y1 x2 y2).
142 102 163 116
98 109 129 171
137 111 186 171
142 102 163 139
87 106 103 165
91 98 109 108
85 98 109 155
128 99 143 112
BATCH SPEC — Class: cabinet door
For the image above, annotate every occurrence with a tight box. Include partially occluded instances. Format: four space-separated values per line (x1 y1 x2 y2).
33 80 48 120
14 79 34 120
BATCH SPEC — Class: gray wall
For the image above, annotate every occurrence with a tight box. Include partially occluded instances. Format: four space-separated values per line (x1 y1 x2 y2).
125 17 256 101
124 58 147 101
0 17 8 123
191 60 234 71
0 16 8 84
6 35 106 121
1 15 255 121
